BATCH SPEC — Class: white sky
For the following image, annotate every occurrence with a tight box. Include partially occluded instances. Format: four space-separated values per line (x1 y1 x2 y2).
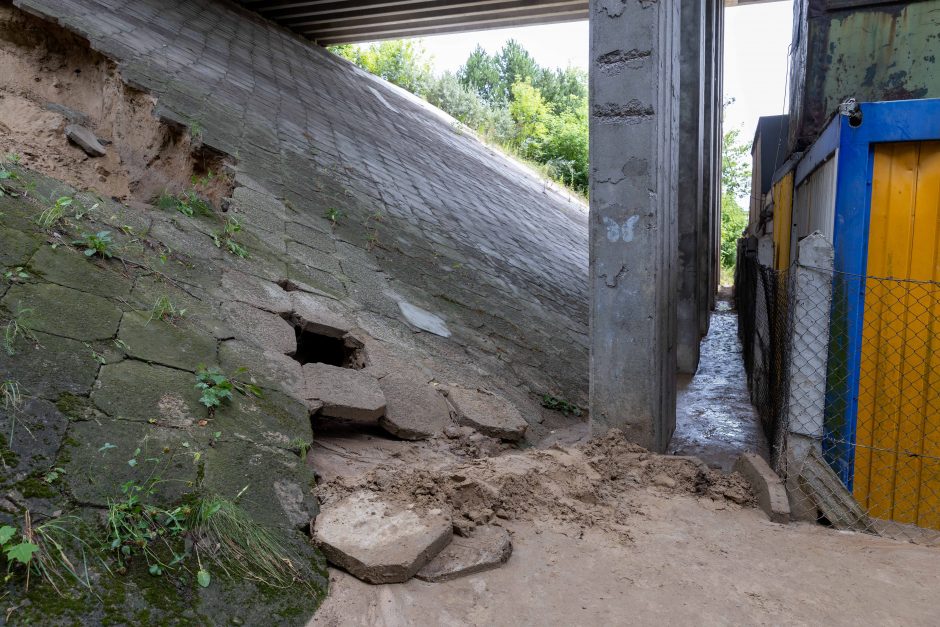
417 1 794 143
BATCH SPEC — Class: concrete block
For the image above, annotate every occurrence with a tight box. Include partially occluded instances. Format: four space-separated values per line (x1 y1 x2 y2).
447 387 527 442
416 525 512 583
733 453 790 524
314 491 452 584
304 363 386 422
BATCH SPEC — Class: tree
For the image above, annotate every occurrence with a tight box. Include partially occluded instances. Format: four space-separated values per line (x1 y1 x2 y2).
720 125 752 270
329 40 433 96
458 46 502 104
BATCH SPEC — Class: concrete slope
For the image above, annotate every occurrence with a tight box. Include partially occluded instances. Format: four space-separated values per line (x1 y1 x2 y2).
16 0 589 402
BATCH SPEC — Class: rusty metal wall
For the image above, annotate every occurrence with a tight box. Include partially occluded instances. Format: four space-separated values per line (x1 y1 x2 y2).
788 0 940 151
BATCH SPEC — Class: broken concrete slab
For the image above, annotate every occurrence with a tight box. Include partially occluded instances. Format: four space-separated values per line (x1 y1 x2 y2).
797 447 870 532
221 301 296 355
289 291 350 338
220 268 291 314
733 453 790 524
447 388 528 442
65 124 106 157
314 490 452 584
398 300 451 337
377 374 451 440
415 525 512 583
304 363 386 422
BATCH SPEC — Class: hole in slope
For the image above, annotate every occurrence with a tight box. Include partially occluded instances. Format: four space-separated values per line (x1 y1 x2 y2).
276 279 300 292
281 314 366 369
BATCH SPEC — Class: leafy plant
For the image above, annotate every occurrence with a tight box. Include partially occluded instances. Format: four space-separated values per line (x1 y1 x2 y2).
3 307 37 356
148 295 187 325
158 189 213 217
3 266 29 283
324 207 343 226
106 471 190 574
37 196 73 229
73 231 115 259
1 523 40 586
541 394 583 417
195 366 262 417
212 217 249 258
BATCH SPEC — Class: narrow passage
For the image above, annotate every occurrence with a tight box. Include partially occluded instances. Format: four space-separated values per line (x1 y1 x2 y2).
669 294 769 470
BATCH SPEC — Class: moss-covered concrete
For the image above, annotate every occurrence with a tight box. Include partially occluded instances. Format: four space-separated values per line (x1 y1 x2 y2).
0 330 100 400
118 310 218 371
1 282 123 341
92 360 205 426
28 244 132 298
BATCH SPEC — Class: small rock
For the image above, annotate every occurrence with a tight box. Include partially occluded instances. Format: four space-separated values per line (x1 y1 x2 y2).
304 363 386 422
443 426 463 439
313 491 452 584
652 474 677 489
65 124 107 157
416 525 512 583
448 388 527 442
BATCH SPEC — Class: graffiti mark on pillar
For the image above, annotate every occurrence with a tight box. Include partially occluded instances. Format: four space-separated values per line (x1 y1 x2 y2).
602 215 640 243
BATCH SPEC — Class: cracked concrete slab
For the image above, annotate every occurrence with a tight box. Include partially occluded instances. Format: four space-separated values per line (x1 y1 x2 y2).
448 387 528 442
304 363 386 423
314 490 452 584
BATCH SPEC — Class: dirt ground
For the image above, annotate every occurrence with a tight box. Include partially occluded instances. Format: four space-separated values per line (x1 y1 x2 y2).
308 429 940 626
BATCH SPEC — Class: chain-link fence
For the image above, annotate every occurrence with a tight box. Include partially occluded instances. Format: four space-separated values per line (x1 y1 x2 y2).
737 237 940 543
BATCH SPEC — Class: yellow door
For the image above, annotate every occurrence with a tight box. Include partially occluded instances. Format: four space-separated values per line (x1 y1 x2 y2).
772 172 794 271
854 141 940 530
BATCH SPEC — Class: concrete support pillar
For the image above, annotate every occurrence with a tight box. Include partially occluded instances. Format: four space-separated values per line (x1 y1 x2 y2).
699 0 719 338
588 0 680 452
712 2 725 305
677 0 706 374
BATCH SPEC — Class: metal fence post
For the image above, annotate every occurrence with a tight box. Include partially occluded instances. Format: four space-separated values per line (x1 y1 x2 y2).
783 231 833 520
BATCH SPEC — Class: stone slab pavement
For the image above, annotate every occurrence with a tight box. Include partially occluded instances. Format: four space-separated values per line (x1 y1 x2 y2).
16 0 590 403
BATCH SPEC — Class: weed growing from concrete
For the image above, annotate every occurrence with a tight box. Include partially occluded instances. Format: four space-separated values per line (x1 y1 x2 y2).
3 307 37 356
158 189 213 218
73 231 115 259
3 267 29 284
324 207 343 226
541 394 583 417
37 196 73 229
211 217 249 258
288 437 311 460
189 494 311 589
195 366 262 417
148 295 187 325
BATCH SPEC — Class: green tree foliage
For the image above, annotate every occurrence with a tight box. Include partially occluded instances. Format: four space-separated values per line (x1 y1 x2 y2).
329 39 590 195
720 125 752 270
330 40 433 96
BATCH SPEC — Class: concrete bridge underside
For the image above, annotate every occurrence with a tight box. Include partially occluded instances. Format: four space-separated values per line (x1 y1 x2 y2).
237 0 774 44
236 0 751 451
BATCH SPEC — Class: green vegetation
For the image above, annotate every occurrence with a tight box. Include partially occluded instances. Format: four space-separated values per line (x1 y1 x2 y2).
720 122 751 275
73 231 115 259
37 196 74 229
157 189 212 218
3 307 37 356
540 394 583 417
212 217 249 258
195 366 262 417
1 513 98 597
148 295 187 325
323 207 343 226
3 266 29 283
0 153 21 196
330 39 588 195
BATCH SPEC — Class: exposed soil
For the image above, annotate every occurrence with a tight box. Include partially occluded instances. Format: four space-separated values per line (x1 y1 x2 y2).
0 5 230 203
310 429 940 627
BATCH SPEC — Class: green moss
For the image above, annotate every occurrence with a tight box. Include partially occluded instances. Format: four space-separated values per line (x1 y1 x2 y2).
0 433 19 469
56 393 95 421
17 475 56 499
